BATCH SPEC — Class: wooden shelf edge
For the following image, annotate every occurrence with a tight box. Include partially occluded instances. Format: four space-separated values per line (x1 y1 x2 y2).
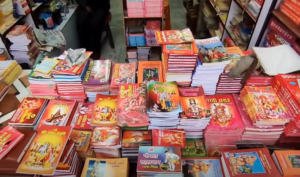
272 10 300 39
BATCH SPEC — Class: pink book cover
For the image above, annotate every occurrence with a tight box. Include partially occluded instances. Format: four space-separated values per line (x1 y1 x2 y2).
110 63 136 88
205 94 244 132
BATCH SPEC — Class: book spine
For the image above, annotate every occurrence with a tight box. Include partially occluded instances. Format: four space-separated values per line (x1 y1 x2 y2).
283 0 300 17
279 4 300 26
292 41 300 55
268 17 297 44
265 31 282 47
289 0 300 9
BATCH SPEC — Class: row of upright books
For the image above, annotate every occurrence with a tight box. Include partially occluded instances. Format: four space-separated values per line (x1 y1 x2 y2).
126 0 163 17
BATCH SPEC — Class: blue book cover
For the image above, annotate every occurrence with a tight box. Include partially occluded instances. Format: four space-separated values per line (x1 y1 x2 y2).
182 158 224 177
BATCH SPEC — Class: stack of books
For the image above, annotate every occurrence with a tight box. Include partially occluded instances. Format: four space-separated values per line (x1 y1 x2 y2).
272 150 300 177
90 126 121 158
0 126 24 160
121 130 151 162
246 75 274 86
147 81 182 129
126 0 144 17
137 47 151 61
128 27 146 46
110 63 137 95
233 94 285 145
145 21 161 46
192 37 231 95
137 146 182 177
7 25 39 66
82 60 112 102
204 94 245 156
144 0 163 17
178 86 211 138
278 0 300 26
127 48 138 64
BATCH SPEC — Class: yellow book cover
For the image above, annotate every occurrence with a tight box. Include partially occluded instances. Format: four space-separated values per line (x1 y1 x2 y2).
81 158 128 177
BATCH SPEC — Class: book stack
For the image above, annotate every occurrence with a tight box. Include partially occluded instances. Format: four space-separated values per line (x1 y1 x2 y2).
216 47 244 94
273 74 300 139
147 81 182 130
233 94 285 145
278 0 300 26
90 126 121 158
82 59 111 102
221 148 282 177
110 62 137 95
204 94 244 156
0 126 24 160
127 48 138 64
178 86 211 138
70 129 92 157
128 27 146 46
126 0 144 17
145 0 163 17
121 130 151 162
245 75 274 86
7 25 39 66
272 150 300 177
145 21 161 46
156 29 197 86
182 157 225 176
192 37 231 95
137 47 151 61
137 146 182 177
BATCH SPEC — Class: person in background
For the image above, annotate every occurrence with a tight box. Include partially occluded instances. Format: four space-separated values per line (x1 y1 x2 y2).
76 0 110 59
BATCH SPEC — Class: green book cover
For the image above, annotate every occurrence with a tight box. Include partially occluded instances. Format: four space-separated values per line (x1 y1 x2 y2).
182 138 207 158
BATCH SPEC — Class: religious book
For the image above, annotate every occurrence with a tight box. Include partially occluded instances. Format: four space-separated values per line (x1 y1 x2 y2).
155 28 194 44
16 125 72 175
163 42 198 55
81 158 129 177
70 130 91 153
179 86 210 119
92 94 117 126
182 138 206 158
137 146 182 174
0 125 24 160
152 129 186 148
90 126 121 148
272 150 300 177
110 63 136 89
35 99 76 130
9 97 48 127
122 130 151 148
117 83 149 127
182 157 225 177
71 102 93 130
82 59 112 85
59 140 75 164
137 61 163 84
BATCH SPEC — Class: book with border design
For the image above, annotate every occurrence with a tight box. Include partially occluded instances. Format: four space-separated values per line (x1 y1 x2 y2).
155 28 194 44
272 150 300 176
92 94 117 126
138 61 163 84
182 138 206 158
110 62 136 88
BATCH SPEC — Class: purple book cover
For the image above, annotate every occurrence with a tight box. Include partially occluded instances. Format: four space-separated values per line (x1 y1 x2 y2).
137 146 182 173
82 59 112 85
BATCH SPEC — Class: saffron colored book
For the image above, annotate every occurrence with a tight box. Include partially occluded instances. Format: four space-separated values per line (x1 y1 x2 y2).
182 138 206 158
0 125 24 160
16 125 72 175
138 61 163 84
9 97 48 126
72 102 93 130
182 157 224 177
92 94 117 126
110 63 136 88
122 130 151 148
90 126 121 147
137 146 182 173
81 158 128 177
205 94 244 133
70 130 91 152
155 28 194 44
163 42 198 55
117 83 149 127
272 150 300 177
179 86 210 118
82 59 112 85
152 129 186 148
35 99 76 130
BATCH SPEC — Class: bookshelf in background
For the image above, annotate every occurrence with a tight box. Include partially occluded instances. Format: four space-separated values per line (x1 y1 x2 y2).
121 0 164 63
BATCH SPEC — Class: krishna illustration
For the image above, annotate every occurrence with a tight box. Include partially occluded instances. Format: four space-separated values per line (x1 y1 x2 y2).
211 104 232 126
94 106 116 123
153 85 176 112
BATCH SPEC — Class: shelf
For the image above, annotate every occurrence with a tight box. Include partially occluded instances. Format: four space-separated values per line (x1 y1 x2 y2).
234 0 257 22
208 0 227 26
272 10 300 39
0 15 26 35
32 2 43 11
225 26 247 50
124 16 162 19
55 5 78 31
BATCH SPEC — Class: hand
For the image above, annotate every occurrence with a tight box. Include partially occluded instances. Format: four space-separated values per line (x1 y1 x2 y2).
85 6 93 13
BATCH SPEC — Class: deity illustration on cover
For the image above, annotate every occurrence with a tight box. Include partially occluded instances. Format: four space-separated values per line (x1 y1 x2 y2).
70 130 91 152
147 81 181 113
73 102 93 130
93 95 117 126
225 151 266 175
117 84 149 127
143 68 159 82
85 160 106 177
121 131 151 148
84 60 111 84
90 126 120 146
182 159 224 177
111 63 136 86
152 129 185 148
288 155 300 168
182 139 206 158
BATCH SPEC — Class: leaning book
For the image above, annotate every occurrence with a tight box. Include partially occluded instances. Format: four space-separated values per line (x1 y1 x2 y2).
82 59 112 85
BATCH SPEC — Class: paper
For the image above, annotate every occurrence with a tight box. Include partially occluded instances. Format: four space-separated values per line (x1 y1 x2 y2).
33 28 66 48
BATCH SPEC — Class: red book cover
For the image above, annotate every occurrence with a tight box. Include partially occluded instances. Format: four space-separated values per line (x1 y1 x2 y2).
221 148 281 177
72 102 93 130
283 0 300 17
163 42 198 55
0 125 24 160
279 4 300 26
265 31 285 46
16 125 72 175
155 28 194 44
110 63 136 88
92 94 117 126
117 84 149 127
293 41 300 55
90 126 120 147
268 17 297 44
9 97 48 125
70 130 91 152
36 99 76 131
224 37 236 47
205 94 244 132
152 129 186 148
288 0 300 9
121 130 151 148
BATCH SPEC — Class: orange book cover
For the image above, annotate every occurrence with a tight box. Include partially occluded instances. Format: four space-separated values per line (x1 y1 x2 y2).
16 125 72 175
155 28 194 44
70 130 91 153
279 4 300 25
138 61 163 84
163 42 198 55
273 150 300 176
289 0 300 9
283 0 300 17
36 99 76 131
92 94 117 126
121 131 151 148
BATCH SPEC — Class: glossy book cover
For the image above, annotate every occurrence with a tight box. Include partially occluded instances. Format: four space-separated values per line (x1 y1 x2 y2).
155 28 194 44
93 94 117 126
138 61 163 84
9 97 48 125
147 81 181 114
117 84 149 127
205 94 244 131
82 59 112 85
122 131 151 148
90 126 120 147
137 146 182 173
16 125 72 175
70 130 91 152
36 99 76 131
179 86 210 119
273 150 300 176
73 102 93 130
182 158 224 177
182 138 207 158
110 63 136 87
276 74 300 105
152 129 186 148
